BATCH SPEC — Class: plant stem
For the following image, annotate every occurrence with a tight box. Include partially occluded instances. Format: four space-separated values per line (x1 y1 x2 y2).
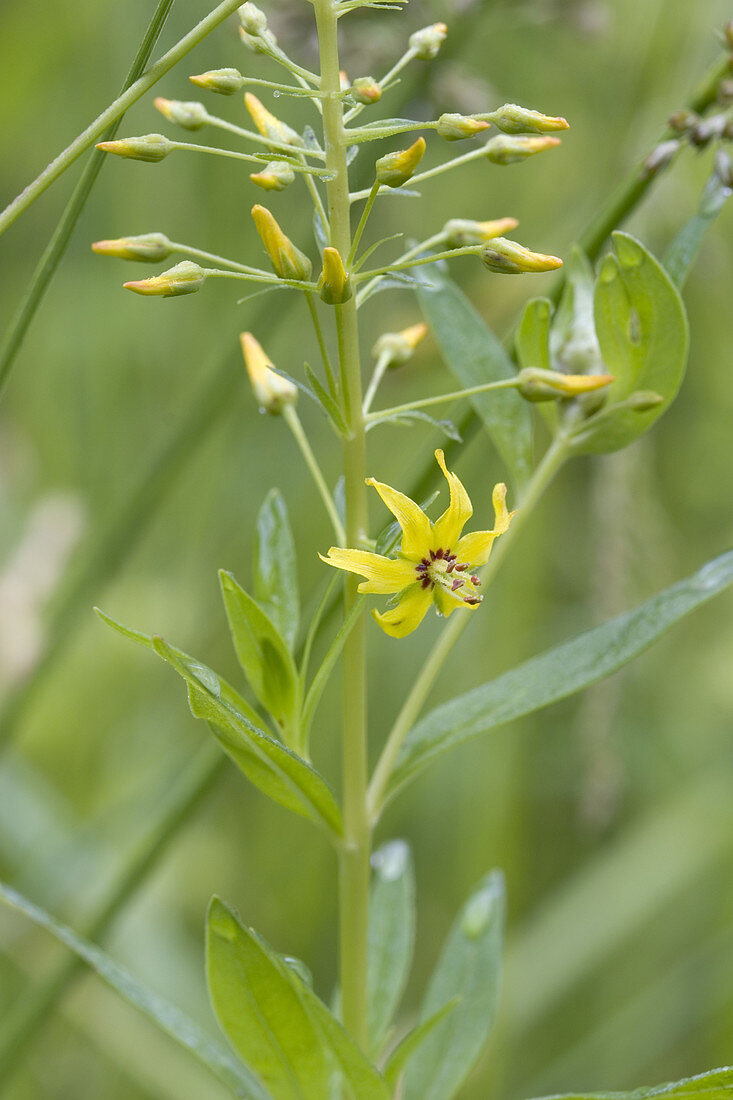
305 293 337 396
349 182 380 265
355 244 479 281
362 351 391 414
283 406 345 543
366 378 519 421
313 0 371 1051
0 0 245 238
367 436 570 821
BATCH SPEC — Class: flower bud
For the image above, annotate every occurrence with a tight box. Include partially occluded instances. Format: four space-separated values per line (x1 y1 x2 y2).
244 92 304 147
485 103 569 134
339 70 351 92
250 160 295 191
436 114 491 141
240 332 298 413
123 260 205 297
351 77 382 105
517 367 613 402
643 139 680 176
715 150 733 188
625 390 664 411
238 24 277 53
239 2 268 34
154 97 208 131
375 137 426 187
96 134 174 162
189 68 244 95
251 205 312 281
481 237 562 275
484 134 561 165
443 217 519 248
409 22 447 60
689 117 725 147
668 108 699 132
318 247 352 304
92 232 174 262
372 323 427 367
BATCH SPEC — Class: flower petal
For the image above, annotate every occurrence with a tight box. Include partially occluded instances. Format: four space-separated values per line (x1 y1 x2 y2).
366 478 432 560
430 449 473 552
433 585 480 618
320 548 416 593
491 482 515 536
372 583 433 638
454 530 497 567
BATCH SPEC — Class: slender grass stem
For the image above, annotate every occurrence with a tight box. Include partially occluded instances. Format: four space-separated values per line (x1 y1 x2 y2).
283 406 345 543
366 437 570 821
0 0 245 238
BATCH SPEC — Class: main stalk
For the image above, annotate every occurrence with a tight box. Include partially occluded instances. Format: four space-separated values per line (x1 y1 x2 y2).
312 0 371 1049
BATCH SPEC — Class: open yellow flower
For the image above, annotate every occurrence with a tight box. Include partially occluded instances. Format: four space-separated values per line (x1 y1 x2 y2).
320 450 515 638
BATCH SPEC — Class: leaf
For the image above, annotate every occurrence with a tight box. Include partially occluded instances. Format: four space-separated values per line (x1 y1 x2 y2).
383 999 460 1090
417 270 533 488
304 363 349 434
531 1066 733 1100
385 549 733 802
207 897 330 1100
253 489 300 653
663 170 732 290
516 297 552 374
367 840 416 1053
208 898 390 1100
219 570 299 730
574 232 689 453
0 882 269 1100
366 409 462 442
402 871 505 1100
357 270 429 307
97 610 342 835
301 596 366 745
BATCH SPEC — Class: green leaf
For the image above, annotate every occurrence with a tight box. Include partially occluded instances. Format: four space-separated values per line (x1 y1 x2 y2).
417 270 533 488
383 999 460 1090
219 569 299 731
367 840 416 1054
97 610 342 835
531 1066 733 1100
516 297 552 374
304 363 348 434
385 549 733 802
366 408 462 442
208 898 390 1100
0 882 269 1100
403 871 505 1100
207 897 330 1100
573 232 689 453
663 170 732 290
254 490 300 653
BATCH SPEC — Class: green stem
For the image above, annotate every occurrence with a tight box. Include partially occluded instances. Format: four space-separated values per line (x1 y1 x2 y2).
0 0 245 238
172 243 263 275
173 141 330 175
362 352 391 415
366 436 570 821
355 244 479 281
0 747 224 1089
313 0 371 1051
283 406 345 543
204 114 327 160
356 231 445 306
366 378 519 421
305 293 337 397
349 182 380 265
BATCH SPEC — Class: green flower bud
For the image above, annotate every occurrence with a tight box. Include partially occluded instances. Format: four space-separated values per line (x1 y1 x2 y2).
484 134 561 165
375 137 426 187
372 323 427 367
92 233 174 262
239 2 268 34
189 68 244 95
154 97 208 131
484 103 569 134
481 237 562 274
351 77 382 105
436 114 491 141
409 22 447 60
96 134 174 162
517 367 613 402
123 261 205 297
443 217 519 248
251 204 312 282
249 161 296 191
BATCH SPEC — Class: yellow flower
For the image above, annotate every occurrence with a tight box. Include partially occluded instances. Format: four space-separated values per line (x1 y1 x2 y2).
320 450 514 638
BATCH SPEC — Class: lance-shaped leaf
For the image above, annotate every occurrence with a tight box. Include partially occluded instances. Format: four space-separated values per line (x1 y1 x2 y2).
219 569 299 730
97 611 342 836
384 549 733 803
253 490 300 653
367 840 416 1054
663 169 732 290
531 1066 733 1100
383 999 460 1090
207 898 391 1100
0 882 269 1100
402 871 505 1100
417 270 532 488
573 231 688 453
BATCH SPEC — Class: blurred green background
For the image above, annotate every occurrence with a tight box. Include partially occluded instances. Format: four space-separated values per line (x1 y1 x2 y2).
1 0 733 1096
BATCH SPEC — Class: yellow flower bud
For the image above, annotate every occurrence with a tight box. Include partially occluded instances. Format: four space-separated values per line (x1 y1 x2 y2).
249 161 296 191
481 238 562 275
244 92 304 148
436 114 491 141
517 367 614 402
96 134 174 162
318 247 352 304
189 68 244 95
92 233 173 262
351 77 382 105
372 322 428 367
238 2 268 34
240 332 298 413
409 22 447 60
154 97 208 131
251 205 313 282
485 104 569 134
484 134 561 165
375 137 426 187
123 260 205 297
443 217 519 248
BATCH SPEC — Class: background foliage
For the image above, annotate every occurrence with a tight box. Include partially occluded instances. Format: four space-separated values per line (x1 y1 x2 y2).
1 0 733 1097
